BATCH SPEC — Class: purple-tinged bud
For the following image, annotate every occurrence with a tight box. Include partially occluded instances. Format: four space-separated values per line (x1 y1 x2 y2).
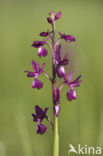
40 32 49 37
32 41 46 48
55 12 62 20
57 66 65 78
49 11 55 16
38 47 48 57
67 89 76 101
54 104 61 117
32 78 43 89
64 35 76 42
47 17 53 24
37 123 47 134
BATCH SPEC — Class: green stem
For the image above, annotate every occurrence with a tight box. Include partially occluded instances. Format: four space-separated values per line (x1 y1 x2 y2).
53 114 59 156
51 21 59 156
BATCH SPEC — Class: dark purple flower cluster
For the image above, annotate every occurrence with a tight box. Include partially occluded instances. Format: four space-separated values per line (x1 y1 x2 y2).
32 106 48 134
25 11 81 134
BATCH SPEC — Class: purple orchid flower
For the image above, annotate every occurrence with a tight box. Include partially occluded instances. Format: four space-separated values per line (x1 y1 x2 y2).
58 32 76 42
64 72 81 101
38 47 48 57
32 105 48 134
54 45 69 78
53 88 61 117
32 41 48 57
25 61 45 89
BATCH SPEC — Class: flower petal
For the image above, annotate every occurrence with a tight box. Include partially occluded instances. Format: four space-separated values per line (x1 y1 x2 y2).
64 35 75 42
54 104 61 117
47 17 53 24
37 123 47 134
32 41 46 48
38 47 48 57
67 89 76 101
55 45 61 64
35 105 48 121
44 108 49 117
25 71 36 77
39 63 46 74
35 105 44 117
32 79 43 89
70 75 82 87
68 72 74 82
32 61 40 73
60 52 69 65
55 12 62 20
57 66 65 78
32 114 38 122
40 32 49 37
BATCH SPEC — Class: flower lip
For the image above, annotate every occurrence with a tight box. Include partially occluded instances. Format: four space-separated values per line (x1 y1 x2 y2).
67 89 76 101
38 47 48 57
37 123 47 134
57 66 65 78
32 78 43 89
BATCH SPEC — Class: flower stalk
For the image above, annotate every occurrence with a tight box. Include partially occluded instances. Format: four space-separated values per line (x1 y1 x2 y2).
53 114 59 156
52 19 59 156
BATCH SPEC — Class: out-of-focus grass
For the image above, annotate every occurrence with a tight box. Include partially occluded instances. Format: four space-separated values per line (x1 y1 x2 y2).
0 0 103 156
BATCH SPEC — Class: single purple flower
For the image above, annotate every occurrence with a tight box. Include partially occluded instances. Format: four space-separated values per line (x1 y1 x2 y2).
47 17 53 24
53 88 60 117
32 41 46 48
64 72 81 101
38 47 48 57
32 105 48 134
40 32 49 37
58 32 76 42
25 61 45 89
55 12 62 20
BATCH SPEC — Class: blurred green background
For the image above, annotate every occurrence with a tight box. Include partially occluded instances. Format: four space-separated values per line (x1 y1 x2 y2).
0 0 103 155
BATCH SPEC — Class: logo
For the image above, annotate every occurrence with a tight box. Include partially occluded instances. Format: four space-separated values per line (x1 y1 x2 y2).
68 144 101 155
